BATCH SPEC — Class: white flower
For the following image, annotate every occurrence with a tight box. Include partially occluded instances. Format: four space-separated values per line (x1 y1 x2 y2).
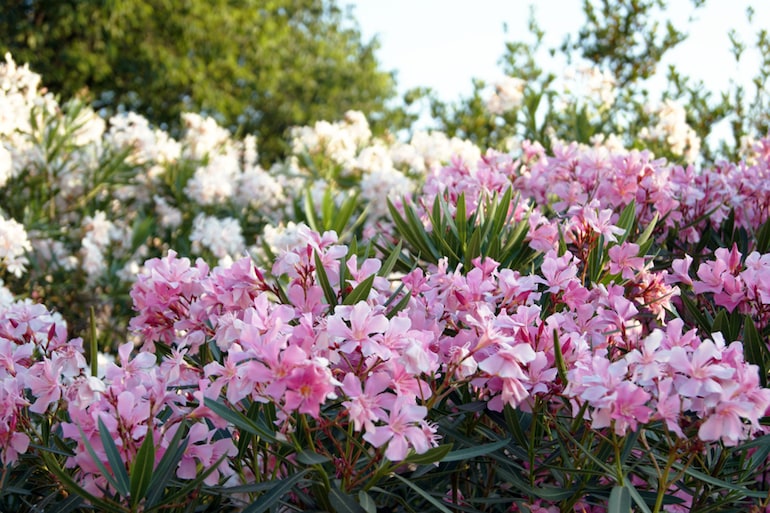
640 99 701 163
80 237 106 283
0 215 31 277
189 214 246 265
486 76 526 115
360 167 414 218
261 221 309 255
154 196 183 230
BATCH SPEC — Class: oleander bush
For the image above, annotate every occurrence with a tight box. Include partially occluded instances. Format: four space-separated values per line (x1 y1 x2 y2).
2 3 770 511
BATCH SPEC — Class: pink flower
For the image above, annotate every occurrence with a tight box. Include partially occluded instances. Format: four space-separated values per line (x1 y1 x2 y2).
608 242 644 280
363 396 430 461
326 302 390 357
341 371 391 433
666 255 693 286
283 359 338 418
541 250 578 293
25 359 63 413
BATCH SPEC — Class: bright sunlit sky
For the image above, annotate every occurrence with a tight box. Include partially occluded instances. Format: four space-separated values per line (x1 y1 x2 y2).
345 0 768 124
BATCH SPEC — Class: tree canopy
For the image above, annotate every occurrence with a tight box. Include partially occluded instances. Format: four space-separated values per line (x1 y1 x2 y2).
0 0 402 161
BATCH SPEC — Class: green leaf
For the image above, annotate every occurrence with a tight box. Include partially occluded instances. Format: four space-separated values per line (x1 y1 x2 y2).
755 216 770 253
358 491 377 513
39 451 127 513
608 485 631 513
378 240 403 278
391 473 453 513
204 398 279 444
303 188 320 233
314 251 338 307
342 273 376 305
616 201 637 244
329 484 366 513
442 439 509 462
97 418 131 497
145 422 190 509
403 444 453 465
743 315 769 388
296 449 331 465
624 481 653 513
385 289 412 320
552 329 569 386
635 212 659 250
129 429 156 507
242 470 309 513
680 294 712 335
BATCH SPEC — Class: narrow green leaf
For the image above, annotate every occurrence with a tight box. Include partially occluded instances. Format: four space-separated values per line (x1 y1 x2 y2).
403 444 453 465
329 484 366 513
616 200 637 244
624 481 653 513
303 188 319 233
358 491 377 513
145 423 190 508
608 485 631 513
204 398 278 444
712 309 735 342
322 187 334 230
552 329 569 385
378 240 403 278
40 452 127 513
680 294 712 335
296 449 331 465
314 251 338 307
635 212 659 249
455 192 467 244
385 290 411 320
342 274 376 305
130 429 156 507
89 306 98 378
503 405 530 449
242 470 309 513
755 216 770 253
743 315 769 388
391 474 453 513
442 439 509 462
97 418 131 497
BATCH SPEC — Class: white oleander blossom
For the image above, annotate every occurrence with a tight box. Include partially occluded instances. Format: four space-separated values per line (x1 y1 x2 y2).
639 99 701 163
190 213 246 266
561 64 617 111
0 144 11 188
360 166 414 219
0 214 31 277
184 152 240 206
235 166 285 211
290 110 372 169
82 211 118 249
261 221 311 255
0 279 13 306
106 112 181 166
153 195 183 230
181 112 234 160
486 76 526 115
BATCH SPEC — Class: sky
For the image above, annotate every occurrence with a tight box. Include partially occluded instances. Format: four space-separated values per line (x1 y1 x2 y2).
345 0 767 122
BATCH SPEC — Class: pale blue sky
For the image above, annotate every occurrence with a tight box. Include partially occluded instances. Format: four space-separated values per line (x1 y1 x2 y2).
346 1 767 107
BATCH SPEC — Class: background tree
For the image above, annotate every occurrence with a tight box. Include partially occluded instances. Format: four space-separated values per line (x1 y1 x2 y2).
0 0 408 162
428 0 770 164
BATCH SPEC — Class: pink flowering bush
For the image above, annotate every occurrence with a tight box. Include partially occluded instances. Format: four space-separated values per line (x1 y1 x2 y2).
4 51 770 513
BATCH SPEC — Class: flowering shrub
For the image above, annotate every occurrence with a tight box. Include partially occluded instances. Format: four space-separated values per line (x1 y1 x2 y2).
2 51 770 513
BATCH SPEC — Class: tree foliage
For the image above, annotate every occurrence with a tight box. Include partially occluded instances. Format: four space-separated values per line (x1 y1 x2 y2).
0 0 403 162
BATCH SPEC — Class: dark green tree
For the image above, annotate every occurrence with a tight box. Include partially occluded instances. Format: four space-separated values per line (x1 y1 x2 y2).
0 0 404 162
